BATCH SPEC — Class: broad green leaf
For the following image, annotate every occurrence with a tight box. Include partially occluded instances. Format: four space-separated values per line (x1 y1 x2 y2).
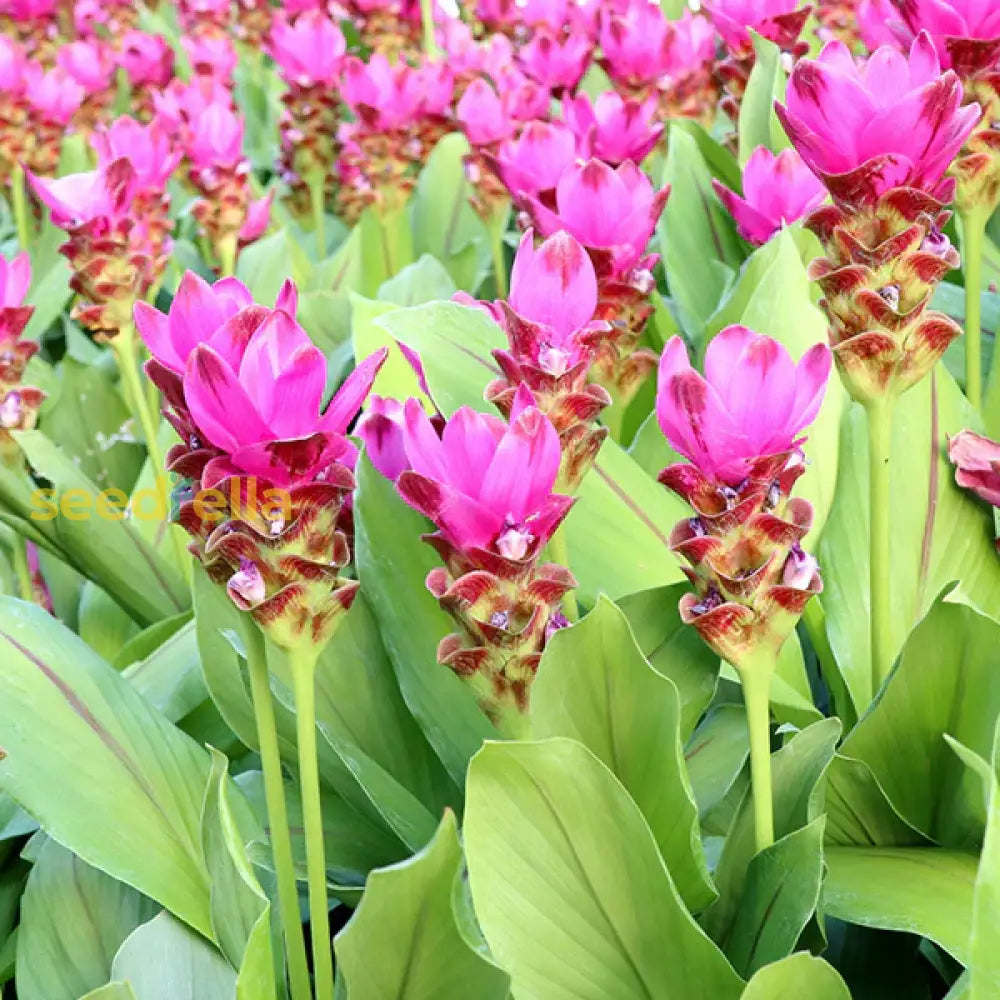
201 751 274 998
661 124 742 341
465 739 744 1000
15 840 155 1000
684 706 750 817
39 357 143 493
969 721 1000 1000
705 230 846 541
0 600 213 936
532 598 715 911
411 134 490 292
354 455 496 783
5 431 190 625
822 847 977 963
79 986 138 1000
740 953 851 999
617 583 720 738
298 290 352 355
111 913 236 999
78 581 140 661
738 34 791 165
24 223 72 341
378 254 457 306
724 818 825 977
830 599 1000 847
335 812 510 1000
235 230 311 304
350 294 425 405
702 719 839 947
819 371 1000 712
673 120 743 194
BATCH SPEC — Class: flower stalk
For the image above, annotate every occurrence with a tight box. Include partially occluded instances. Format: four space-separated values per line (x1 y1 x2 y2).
10 534 32 603
291 645 333 1000
961 206 987 409
241 618 312 1000
10 164 30 251
740 658 775 853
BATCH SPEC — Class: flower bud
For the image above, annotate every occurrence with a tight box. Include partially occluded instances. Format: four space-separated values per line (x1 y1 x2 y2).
227 557 265 610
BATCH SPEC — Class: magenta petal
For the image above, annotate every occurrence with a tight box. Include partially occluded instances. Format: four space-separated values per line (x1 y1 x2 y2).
319 347 388 434
402 398 451 483
441 407 508 498
134 301 179 371
184 345 271 453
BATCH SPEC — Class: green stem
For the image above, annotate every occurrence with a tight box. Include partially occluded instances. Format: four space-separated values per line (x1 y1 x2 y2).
961 208 986 410
10 536 33 603
11 164 31 251
218 234 238 278
113 320 189 576
490 223 507 298
419 0 438 56
307 174 327 259
241 620 312 1000
291 646 333 1000
546 524 578 622
740 663 775 854
866 395 895 694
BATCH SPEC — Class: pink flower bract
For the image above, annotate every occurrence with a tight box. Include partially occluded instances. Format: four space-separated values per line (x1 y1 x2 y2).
656 326 831 485
712 146 827 245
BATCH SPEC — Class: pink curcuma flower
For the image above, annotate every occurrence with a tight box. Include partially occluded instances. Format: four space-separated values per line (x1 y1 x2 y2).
268 9 346 87
523 158 669 274
656 326 831 485
492 120 577 197
341 53 453 130
503 229 605 373
135 270 259 374
92 117 181 192
182 34 238 82
396 388 575 560
858 0 904 51
57 39 116 93
517 27 593 93
562 92 663 166
185 103 245 170
0 251 33 341
24 64 84 125
775 33 981 206
949 430 1000 508
119 30 175 89
896 0 1000 64
704 0 809 55
598 0 676 89
456 78 519 146
182 309 388 488
27 164 134 228
712 146 828 245
356 395 409 481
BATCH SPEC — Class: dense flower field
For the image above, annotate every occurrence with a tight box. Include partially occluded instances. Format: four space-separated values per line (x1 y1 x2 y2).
0 0 998 997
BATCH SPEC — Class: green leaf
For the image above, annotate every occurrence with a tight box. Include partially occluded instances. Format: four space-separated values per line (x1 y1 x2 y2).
23 223 72 341
15 840 155 1000
200 751 274 998
110 913 236 999
822 847 977 963
702 719 839 948
464 738 744 1000
661 124 742 341
235 230 311 305
531 598 715 912
78 581 140 661
0 600 214 936
684 706 750 817
411 134 491 293
335 811 510 1000
350 294 425 405
39 357 144 493
4 431 190 626
354 455 496 784
724 818 825 977
617 583 721 738
969 721 1000 1000
819 371 1000 712
828 599 1000 847
79 986 138 1000
738 33 791 165
377 254 458 306
739 953 851 999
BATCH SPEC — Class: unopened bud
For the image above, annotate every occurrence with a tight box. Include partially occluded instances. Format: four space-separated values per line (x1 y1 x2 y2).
921 228 951 257
227 557 266 609
782 544 818 589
